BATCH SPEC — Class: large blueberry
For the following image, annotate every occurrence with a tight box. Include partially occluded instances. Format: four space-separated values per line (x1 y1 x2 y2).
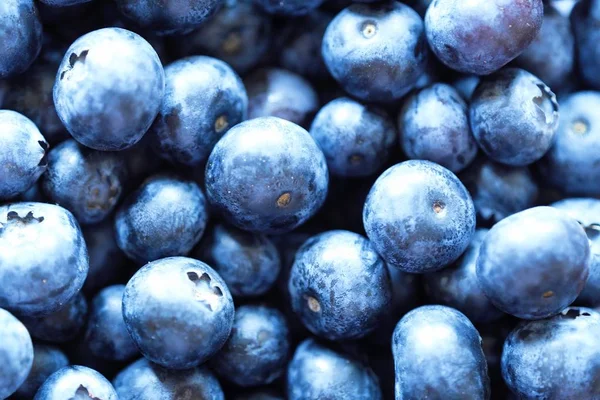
122 257 234 369
0 110 48 200
477 206 590 319
310 97 396 177
15 344 69 399
322 2 427 102
399 83 477 173
393 305 490 399
205 117 328 234
571 0 600 89
54 28 165 151
34 365 117 400
0 203 88 316
470 68 559 166
0 308 33 399
253 0 323 15
363 160 476 273
150 56 247 167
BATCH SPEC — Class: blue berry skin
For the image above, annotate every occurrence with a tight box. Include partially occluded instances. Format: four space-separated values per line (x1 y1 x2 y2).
470 68 559 166
424 229 503 323
289 230 392 340
113 358 225 400
0 0 43 78
287 338 383 400
39 0 93 5
122 257 234 369
393 305 490 400
0 203 88 316
399 83 478 173
34 365 117 400
21 292 88 343
425 0 543 75
150 56 247 167
193 224 281 297
477 206 590 320
245 68 318 127
211 305 290 387
41 139 128 225
538 91 600 196
0 308 33 399
115 175 208 264
310 97 397 178
84 285 138 362
502 307 600 399
15 344 69 399
322 2 428 102
115 0 224 35
363 160 476 273
205 117 328 234
0 110 49 200
53 27 165 151
571 1 600 89
253 0 323 15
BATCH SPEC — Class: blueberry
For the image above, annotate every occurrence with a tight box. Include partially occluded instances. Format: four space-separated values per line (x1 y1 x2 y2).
425 0 543 75
399 83 478 173
115 174 208 264
571 0 600 89
41 139 128 225
122 257 234 369
0 203 88 316
150 56 247 167
0 0 43 78
211 305 290 387
287 338 382 400
392 305 490 399
502 307 600 398
0 308 33 399
477 206 590 319
288 230 392 340
470 68 559 166
253 0 324 15
0 110 49 200
322 2 427 102
54 27 165 151
310 97 397 177
113 358 225 400
34 365 118 400
363 160 476 273
15 344 69 399
193 224 281 297
39 0 93 5
205 117 328 234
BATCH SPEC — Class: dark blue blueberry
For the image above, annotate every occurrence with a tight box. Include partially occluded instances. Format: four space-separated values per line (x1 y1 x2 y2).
538 91 600 196
399 83 478 173
122 257 234 369
425 0 543 75
211 305 290 387
452 74 480 100
310 97 396 177
21 292 88 343
363 160 476 273
0 110 48 200
39 0 94 5
113 358 225 400
0 308 33 399
41 139 128 225
0 0 43 78
205 117 328 234
571 0 600 89
502 307 600 398
54 27 165 151
424 229 504 323
0 203 88 316
477 206 590 319
287 338 382 400
470 68 559 166
322 2 428 102
115 174 208 264
254 0 323 15
194 223 281 297
15 344 69 399
84 285 138 362
34 365 117 400
150 56 247 167
393 305 490 399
